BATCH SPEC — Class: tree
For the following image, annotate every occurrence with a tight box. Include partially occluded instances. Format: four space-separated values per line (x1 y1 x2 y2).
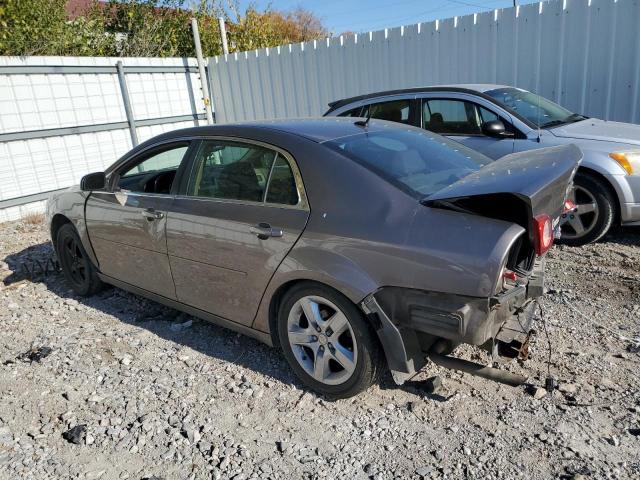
226 6 327 53
0 0 111 56
0 0 328 57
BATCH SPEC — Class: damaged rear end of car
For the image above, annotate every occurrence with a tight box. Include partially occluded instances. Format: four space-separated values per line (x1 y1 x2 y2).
361 144 582 385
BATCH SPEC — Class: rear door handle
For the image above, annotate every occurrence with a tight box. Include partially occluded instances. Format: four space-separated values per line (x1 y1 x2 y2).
141 208 164 220
250 222 283 240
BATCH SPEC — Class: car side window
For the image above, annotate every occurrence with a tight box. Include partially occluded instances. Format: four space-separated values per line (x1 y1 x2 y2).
265 156 299 205
363 100 411 124
338 106 364 117
187 140 278 203
117 144 189 194
477 106 499 123
423 99 482 135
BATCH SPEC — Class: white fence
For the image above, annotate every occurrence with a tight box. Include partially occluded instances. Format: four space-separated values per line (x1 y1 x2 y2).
209 0 640 125
0 56 206 222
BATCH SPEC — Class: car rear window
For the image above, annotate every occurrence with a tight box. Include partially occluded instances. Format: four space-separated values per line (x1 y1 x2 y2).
324 127 491 198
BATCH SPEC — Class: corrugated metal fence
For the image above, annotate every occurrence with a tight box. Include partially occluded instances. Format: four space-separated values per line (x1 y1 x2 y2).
0 56 206 222
209 0 640 124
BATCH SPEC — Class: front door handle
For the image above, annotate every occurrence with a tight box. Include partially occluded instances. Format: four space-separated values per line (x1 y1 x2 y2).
250 222 283 240
141 208 164 220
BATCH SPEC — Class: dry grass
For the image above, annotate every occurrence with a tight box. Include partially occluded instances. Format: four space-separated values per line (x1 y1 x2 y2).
22 212 45 225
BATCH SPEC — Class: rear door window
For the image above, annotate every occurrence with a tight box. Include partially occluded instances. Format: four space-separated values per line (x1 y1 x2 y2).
265 156 299 206
363 99 411 124
337 106 364 117
185 140 301 206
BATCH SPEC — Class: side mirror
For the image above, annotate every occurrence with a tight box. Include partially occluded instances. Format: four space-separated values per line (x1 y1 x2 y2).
80 172 106 191
481 120 507 139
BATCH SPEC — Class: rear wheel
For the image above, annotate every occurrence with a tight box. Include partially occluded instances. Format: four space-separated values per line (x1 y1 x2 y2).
277 283 383 399
559 173 615 246
56 223 103 296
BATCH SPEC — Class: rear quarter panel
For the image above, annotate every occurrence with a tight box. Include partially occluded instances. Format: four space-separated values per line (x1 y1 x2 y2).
251 141 526 333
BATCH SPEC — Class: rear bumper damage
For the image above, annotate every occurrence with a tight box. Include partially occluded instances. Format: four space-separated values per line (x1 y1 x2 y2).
361 260 544 385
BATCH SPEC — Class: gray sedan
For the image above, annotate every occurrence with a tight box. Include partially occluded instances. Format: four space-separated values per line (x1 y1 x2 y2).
47 118 579 398
325 85 640 246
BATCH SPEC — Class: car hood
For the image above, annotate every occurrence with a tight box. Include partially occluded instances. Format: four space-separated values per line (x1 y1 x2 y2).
424 144 582 228
549 118 640 146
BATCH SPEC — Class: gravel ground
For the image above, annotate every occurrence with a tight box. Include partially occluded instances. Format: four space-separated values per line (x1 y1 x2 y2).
0 218 639 480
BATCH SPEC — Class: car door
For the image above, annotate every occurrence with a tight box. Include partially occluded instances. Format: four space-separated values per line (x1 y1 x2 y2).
85 141 194 299
419 96 516 160
166 138 310 326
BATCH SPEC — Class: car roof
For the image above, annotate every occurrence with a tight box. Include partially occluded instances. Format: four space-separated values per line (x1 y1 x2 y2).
325 84 513 111
149 117 409 145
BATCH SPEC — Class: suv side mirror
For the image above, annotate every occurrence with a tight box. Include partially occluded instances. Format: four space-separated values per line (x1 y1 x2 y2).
481 120 507 139
80 172 106 191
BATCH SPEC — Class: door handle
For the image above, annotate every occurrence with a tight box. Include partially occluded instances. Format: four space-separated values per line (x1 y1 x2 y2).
250 222 283 240
141 208 164 220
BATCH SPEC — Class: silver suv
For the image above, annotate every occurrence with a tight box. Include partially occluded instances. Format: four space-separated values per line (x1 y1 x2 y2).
325 85 640 245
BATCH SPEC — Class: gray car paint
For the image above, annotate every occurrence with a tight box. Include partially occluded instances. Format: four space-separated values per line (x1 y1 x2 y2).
47 118 577 363
85 192 177 299
325 85 640 225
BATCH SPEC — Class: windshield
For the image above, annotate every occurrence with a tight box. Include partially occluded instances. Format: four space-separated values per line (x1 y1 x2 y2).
324 128 491 198
485 87 586 128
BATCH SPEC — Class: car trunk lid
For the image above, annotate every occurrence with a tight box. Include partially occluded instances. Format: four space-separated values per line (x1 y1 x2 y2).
423 144 581 228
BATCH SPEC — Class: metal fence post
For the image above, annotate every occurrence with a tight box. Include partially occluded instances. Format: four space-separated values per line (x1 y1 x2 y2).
191 18 214 124
218 17 229 55
116 61 138 146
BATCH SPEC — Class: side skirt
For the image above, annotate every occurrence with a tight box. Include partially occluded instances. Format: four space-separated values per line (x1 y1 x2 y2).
97 273 273 346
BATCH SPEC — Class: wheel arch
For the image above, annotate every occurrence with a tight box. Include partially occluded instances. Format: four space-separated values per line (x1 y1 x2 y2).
50 214 72 248
266 278 371 349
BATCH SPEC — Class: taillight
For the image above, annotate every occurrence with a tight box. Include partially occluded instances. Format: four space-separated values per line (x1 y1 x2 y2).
534 214 554 256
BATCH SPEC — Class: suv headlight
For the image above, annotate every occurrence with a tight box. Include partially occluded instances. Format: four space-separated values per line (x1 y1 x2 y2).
609 151 640 175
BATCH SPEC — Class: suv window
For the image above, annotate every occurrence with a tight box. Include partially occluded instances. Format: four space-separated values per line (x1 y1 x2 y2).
118 144 189 194
423 99 482 135
337 106 364 117
363 100 411 124
423 99 510 136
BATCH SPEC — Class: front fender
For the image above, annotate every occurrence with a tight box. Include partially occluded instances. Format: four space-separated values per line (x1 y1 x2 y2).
47 188 98 267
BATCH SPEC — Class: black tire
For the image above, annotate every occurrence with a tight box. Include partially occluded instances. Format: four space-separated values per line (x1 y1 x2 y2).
277 282 384 399
559 173 616 246
56 223 103 296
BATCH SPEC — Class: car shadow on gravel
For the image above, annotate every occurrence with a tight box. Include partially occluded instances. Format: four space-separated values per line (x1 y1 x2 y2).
600 225 640 246
4 242 442 401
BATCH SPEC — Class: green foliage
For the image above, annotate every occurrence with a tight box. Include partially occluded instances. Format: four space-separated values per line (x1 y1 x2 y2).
0 0 328 57
0 0 111 56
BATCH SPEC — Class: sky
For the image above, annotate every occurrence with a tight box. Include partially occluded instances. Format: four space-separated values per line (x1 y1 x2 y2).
235 0 542 35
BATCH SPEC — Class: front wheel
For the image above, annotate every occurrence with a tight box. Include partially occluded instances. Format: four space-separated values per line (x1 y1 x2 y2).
559 174 616 246
277 283 383 399
56 223 103 296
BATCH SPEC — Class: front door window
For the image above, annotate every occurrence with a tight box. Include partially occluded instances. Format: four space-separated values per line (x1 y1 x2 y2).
117 144 189 194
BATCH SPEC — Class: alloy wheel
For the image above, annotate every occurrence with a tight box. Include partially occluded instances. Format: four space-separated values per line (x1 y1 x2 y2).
561 185 599 240
286 295 357 385
62 235 87 286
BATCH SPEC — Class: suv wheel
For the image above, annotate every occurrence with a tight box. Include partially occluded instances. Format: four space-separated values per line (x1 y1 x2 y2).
559 173 615 246
277 283 383 399
56 223 103 296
